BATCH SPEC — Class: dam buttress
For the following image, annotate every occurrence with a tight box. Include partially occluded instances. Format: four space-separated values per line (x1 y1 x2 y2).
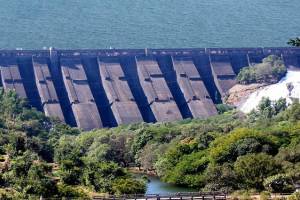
0 47 299 130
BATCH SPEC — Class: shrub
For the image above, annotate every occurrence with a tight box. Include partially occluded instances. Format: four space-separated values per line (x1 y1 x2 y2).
203 163 237 192
260 191 271 200
112 179 146 195
216 104 234 114
81 161 127 193
0 155 5 162
264 174 295 193
58 160 82 185
287 192 300 200
288 37 300 47
237 55 287 84
210 128 277 163
231 190 252 200
57 184 89 199
234 153 279 190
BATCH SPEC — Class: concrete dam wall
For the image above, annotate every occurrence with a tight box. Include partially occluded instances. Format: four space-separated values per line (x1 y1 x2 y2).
0 47 299 130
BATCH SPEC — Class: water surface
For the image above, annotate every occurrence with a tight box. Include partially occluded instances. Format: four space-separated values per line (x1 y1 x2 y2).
0 0 299 49
146 176 197 195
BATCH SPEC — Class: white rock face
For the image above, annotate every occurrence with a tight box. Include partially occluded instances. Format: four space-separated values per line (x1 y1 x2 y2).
240 70 300 113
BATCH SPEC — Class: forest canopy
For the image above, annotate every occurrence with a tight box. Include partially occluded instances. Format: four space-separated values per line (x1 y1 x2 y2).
0 88 299 199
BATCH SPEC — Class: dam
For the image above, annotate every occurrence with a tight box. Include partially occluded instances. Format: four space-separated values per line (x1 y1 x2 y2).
0 47 299 130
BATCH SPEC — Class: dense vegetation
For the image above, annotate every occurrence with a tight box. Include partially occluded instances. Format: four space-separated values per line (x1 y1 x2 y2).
124 97 300 193
236 55 287 84
0 89 145 199
54 97 299 194
0 88 299 199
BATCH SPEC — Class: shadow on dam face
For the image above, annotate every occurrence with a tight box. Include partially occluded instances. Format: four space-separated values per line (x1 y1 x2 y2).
0 47 299 130
81 56 117 127
18 56 43 111
120 56 156 123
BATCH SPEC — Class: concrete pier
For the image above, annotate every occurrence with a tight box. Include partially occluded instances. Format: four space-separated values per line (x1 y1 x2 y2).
32 56 65 122
99 57 143 125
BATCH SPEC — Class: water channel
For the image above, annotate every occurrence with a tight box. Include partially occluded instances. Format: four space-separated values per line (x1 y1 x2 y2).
143 176 198 195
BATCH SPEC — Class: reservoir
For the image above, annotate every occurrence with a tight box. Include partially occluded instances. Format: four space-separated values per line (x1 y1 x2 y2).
0 0 300 49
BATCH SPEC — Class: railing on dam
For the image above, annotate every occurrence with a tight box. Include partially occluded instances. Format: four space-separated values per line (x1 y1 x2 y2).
0 47 299 130
93 192 227 200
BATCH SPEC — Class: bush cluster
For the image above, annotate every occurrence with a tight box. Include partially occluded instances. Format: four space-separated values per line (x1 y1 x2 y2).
0 89 145 199
237 55 287 84
0 88 300 198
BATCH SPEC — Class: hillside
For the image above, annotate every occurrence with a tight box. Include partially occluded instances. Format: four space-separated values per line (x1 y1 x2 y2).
0 89 145 199
0 88 299 199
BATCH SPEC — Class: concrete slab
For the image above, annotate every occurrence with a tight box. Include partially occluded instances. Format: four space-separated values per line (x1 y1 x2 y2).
210 54 236 96
32 56 65 122
136 56 182 122
98 58 143 125
172 56 217 118
0 57 27 98
60 57 103 130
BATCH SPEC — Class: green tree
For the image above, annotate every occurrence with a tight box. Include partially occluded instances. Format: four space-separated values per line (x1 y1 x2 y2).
234 153 279 190
112 179 146 195
204 163 238 192
3 151 57 198
237 55 287 84
58 160 82 185
81 161 126 193
24 162 57 197
288 37 300 47
263 174 294 193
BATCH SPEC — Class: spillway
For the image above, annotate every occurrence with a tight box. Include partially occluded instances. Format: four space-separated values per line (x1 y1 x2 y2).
136 56 182 122
60 56 103 130
172 56 217 118
0 57 27 98
0 47 298 130
210 54 237 97
99 57 143 125
32 56 65 122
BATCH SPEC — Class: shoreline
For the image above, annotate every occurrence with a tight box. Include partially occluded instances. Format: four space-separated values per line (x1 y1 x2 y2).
127 167 157 177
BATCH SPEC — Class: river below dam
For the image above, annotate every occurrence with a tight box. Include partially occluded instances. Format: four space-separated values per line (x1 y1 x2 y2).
145 176 197 195
132 173 197 194
0 0 300 49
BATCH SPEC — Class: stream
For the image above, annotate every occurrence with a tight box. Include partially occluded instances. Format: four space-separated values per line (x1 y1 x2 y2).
144 176 198 195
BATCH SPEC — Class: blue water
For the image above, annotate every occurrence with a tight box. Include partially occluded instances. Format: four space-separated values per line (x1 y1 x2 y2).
0 0 299 49
146 176 197 195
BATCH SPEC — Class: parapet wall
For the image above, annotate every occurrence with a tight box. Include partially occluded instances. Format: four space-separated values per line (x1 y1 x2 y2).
0 47 299 130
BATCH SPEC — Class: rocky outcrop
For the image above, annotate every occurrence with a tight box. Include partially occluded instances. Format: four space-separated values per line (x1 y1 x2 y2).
225 83 268 107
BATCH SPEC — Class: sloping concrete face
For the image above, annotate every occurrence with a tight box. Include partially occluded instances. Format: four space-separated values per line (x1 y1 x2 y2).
0 47 299 129
172 56 218 118
98 58 143 125
60 57 103 130
283 54 300 70
210 54 237 96
0 57 27 98
248 54 265 66
136 56 182 122
32 56 65 122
